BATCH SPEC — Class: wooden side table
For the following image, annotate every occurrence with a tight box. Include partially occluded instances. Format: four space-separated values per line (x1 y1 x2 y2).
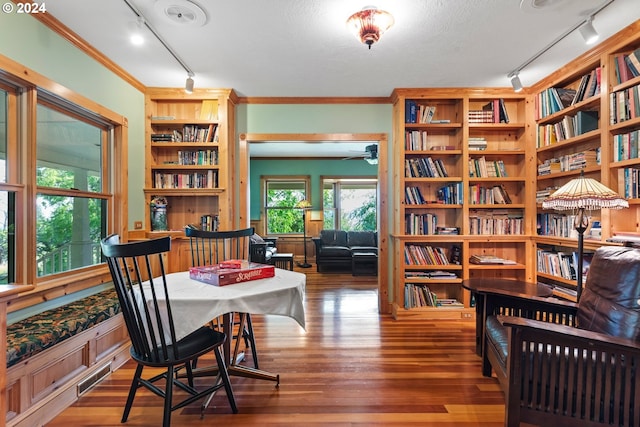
270 253 294 271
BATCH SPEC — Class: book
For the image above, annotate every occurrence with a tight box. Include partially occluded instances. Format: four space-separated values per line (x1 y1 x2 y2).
189 261 275 286
469 254 517 265
575 110 599 135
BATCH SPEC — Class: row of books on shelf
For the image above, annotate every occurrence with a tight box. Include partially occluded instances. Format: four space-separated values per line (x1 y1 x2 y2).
613 129 640 161
468 184 513 205
189 214 220 232
468 210 524 235
468 157 508 178
537 149 600 176
537 213 579 238
537 249 592 282
168 149 219 166
153 170 219 189
468 137 487 151
617 167 640 199
404 283 463 309
535 67 601 119
405 182 464 205
404 244 460 266
471 98 510 123
536 187 557 204
151 124 219 143
405 157 449 178
610 83 640 125
612 49 640 85
404 131 457 151
404 102 452 124
536 110 599 147
405 212 461 235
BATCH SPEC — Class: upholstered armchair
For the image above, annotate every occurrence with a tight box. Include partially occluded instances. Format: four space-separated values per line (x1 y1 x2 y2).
249 233 278 264
485 246 640 427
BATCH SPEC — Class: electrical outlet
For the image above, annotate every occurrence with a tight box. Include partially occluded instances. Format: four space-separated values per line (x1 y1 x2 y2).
462 312 473 319
134 221 143 230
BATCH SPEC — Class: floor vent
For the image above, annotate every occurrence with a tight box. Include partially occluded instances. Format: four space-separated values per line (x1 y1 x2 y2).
77 363 111 396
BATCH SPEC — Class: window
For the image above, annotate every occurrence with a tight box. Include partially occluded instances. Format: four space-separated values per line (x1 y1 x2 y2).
0 87 14 283
35 99 110 277
264 178 308 234
323 178 377 231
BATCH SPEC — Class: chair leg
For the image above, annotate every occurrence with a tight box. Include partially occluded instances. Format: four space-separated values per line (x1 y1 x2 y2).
162 366 174 427
122 363 143 423
214 346 238 413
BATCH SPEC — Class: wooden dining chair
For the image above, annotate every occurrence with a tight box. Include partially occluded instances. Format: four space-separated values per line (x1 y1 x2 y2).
184 226 260 368
101 235 237 427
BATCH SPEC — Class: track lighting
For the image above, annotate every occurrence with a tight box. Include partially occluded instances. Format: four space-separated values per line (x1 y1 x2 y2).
185 73 194 94
579 17 599 45
129 16 145 45
509 72 523 93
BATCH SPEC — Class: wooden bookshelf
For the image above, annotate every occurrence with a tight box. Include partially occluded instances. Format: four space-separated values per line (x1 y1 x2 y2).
391 89 535 320
144 88 237 272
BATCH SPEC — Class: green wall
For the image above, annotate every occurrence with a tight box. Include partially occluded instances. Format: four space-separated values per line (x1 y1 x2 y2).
0 12 146 230
237 103 393 223
249 158 377 220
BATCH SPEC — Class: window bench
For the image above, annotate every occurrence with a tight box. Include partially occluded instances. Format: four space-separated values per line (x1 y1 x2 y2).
5 288 130 427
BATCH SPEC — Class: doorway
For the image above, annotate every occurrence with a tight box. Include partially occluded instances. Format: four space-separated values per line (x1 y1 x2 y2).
238 133 390 314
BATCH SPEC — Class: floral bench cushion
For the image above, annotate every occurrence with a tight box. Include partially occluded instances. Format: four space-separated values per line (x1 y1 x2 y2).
6 288 121 368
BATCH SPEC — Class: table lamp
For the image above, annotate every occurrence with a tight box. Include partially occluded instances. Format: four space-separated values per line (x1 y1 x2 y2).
542 171 628 301
295 199 312 268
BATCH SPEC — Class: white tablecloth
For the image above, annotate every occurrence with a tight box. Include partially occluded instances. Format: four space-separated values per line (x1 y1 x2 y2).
140 268 306 342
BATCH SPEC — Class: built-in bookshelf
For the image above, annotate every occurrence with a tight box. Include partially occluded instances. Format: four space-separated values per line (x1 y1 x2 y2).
144 88 237 238
529 23 640 298
391 89 534 320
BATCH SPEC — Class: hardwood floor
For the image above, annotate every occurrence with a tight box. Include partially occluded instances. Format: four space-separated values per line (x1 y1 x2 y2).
46 268 507 426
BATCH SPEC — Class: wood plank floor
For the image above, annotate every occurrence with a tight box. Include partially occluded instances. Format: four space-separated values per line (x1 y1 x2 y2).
47 268 508 426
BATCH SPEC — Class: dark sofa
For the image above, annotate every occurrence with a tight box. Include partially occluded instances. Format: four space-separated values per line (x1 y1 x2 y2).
483 246 640 427
312 229 377 272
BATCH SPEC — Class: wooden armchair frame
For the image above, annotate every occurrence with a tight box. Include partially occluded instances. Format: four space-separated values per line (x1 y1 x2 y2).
500 315 640 427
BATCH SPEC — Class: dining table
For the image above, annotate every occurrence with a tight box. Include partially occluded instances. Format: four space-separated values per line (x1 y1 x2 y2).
139 267 306 384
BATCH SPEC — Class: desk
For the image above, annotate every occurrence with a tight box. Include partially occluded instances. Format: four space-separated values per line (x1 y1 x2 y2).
141 268 306 383
462 278 553 356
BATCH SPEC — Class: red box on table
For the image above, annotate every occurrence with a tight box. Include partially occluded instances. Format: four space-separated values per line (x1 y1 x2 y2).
189 260 275 286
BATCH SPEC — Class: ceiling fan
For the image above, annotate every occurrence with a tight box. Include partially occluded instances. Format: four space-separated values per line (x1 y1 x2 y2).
343 144 378 164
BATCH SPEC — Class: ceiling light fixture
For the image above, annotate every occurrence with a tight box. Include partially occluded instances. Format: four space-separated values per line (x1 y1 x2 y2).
347 6 394 49
185 73 194 94
123 0 196 90
507 0 613 91
579 16 599 45
129 16 145 46
509 72 524 92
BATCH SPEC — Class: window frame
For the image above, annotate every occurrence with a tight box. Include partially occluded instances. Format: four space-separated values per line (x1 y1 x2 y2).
0 58 128 295
261 175 310 236
321 176 378 231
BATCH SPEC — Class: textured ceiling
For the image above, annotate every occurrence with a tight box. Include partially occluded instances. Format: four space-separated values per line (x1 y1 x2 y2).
44 0 640 98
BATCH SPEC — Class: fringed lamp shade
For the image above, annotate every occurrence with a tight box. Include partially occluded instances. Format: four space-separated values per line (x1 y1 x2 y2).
542 173 628 302
347 6 394 49
542 175 628 211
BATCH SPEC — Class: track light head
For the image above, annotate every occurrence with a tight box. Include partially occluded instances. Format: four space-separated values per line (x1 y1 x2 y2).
509 72 523 93
579 17 599 45
185 73 194 94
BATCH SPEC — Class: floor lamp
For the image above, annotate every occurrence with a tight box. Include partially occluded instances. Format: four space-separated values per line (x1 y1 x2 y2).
542 172 628 301
295 199 312 268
